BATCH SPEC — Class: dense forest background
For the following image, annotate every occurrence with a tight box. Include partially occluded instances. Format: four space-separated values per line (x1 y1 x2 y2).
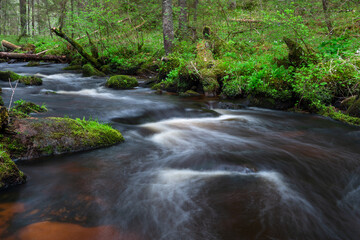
1 0 360 124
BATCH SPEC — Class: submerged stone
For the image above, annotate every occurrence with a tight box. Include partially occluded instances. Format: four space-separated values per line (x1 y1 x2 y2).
25 61 40 67
179 90 202 97
105 75 138 89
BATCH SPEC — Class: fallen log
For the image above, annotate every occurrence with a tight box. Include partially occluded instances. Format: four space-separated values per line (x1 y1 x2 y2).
229 18 262 23
51 27 101 69
1 40 21 51
0 52 67 62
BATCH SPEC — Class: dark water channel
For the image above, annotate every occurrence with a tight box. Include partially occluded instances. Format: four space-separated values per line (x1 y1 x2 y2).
1 63 360 240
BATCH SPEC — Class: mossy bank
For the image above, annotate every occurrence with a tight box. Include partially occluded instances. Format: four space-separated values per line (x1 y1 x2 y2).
0 101 124 190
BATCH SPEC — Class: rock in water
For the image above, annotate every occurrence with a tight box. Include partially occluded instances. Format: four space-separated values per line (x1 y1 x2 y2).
105 75 138 89
0 152 26 191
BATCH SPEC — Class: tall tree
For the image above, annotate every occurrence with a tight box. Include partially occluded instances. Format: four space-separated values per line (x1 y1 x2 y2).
20 0 27 36
162 0 174 55
178 0 187 40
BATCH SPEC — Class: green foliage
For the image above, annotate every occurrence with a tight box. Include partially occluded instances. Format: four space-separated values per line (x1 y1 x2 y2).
10 100 47 118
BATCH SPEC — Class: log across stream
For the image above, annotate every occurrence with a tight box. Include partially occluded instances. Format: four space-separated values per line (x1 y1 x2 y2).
0 62 360 240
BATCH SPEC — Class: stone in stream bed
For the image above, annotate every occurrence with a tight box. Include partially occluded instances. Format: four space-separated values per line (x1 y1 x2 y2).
0 70 42 86
105 75 138 89
82 64 105 77
0 151 26 191
0 101 124 190
5 117 124 160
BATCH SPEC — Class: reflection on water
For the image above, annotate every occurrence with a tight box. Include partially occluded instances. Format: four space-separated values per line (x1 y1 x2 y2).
0 62 360 240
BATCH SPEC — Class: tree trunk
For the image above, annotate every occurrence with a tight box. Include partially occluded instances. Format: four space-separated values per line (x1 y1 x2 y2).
19 0 27 36
51 27 101 68
193 0 198 23
31 0 34 35
178 0 187 40
59 0 68 30
162 0 174 55
1 40 21 50
322 0 333 34
0 52 67 62
229 0 236 10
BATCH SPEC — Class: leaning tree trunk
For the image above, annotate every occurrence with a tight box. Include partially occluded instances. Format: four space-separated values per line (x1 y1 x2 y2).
51 27 101 69
321 0 333 34
162 0 174 55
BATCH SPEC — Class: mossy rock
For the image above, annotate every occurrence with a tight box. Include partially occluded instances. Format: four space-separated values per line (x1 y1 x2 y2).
19 76 42 86
82 64 105 77
7 117 124 160
0 106 9 131
0 71 21 82
0 151 26 191
0 96 4 106
346 97 360 118
11 100 47 117
100 65 112 74
63 65 82 71
179 90 202 97
105 75 138 89
0 70 42 85
25 61 40 67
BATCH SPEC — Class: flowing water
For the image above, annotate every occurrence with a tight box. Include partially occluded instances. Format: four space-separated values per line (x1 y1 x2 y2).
0 62 360 240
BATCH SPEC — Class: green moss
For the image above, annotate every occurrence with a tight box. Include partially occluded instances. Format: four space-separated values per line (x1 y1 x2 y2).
0 151 26 191
3 116 124 160
179 90 202 97
10 100 47 118
320 106 360 126
0 96 4 106
0 71 21 81
25 61 40 67
19 76 42 86
0 70 42 85
82 63 105 77
105 75 138 89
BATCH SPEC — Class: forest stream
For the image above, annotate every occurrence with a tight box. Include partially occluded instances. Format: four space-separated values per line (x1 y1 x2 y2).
0 62 360 240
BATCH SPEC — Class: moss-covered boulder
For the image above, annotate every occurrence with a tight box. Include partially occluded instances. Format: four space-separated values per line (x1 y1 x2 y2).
0 71 20 82
345 96 360 118
20 76 42 86
6 117 124 160
105 75 138 89
0 70 42 86
25 61 40 67
179 90 202 97
0 106 9 131
82 64 105 77
0 151 26 191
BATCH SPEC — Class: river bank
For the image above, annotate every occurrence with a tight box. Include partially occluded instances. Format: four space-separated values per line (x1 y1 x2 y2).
0 62 359 239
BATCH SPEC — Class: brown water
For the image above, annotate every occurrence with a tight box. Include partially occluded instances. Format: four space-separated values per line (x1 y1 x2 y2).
0 62 360 240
